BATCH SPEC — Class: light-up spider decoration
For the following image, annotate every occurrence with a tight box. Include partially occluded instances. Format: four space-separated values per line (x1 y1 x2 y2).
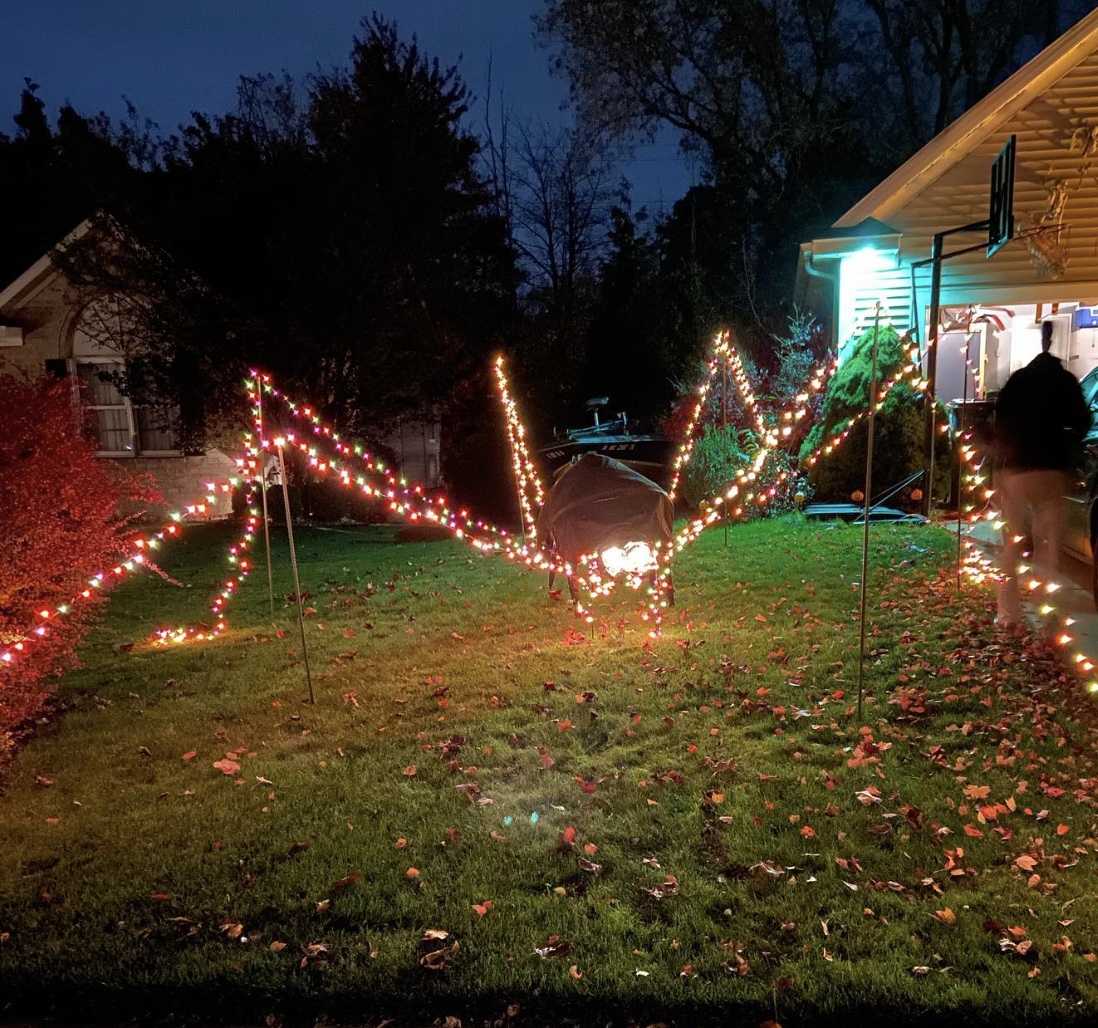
15 327 1075 674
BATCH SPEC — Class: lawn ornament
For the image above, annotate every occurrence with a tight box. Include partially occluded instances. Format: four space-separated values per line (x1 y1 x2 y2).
535 453 675 608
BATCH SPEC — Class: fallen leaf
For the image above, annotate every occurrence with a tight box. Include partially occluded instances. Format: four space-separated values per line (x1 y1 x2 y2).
330 871 361 891
535 935 571 959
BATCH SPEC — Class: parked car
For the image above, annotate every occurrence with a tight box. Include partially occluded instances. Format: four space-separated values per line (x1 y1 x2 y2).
1060 366 1098 604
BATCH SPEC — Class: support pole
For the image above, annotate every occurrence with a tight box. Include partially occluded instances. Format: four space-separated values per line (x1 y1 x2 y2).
276 442 315 704
856 304 882 724
956 330 973 590
923 232 944 518
255 389 275 617
722 359 730 547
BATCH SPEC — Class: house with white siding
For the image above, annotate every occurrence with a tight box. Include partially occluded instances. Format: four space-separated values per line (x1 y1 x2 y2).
796 6 1098 406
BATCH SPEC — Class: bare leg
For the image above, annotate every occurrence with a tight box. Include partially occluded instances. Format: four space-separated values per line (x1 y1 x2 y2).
1029 469 1066 582
997 470 1025 626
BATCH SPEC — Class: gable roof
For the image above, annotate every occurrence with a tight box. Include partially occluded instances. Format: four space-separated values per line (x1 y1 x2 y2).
0 219 91 311
837 7 1098 228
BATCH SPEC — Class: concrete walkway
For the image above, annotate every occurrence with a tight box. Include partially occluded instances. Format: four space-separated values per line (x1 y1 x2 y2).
959 517 1098 682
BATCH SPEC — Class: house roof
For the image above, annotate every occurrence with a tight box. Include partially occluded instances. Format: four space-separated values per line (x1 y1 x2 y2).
837 7 1098 228
0 219 91 312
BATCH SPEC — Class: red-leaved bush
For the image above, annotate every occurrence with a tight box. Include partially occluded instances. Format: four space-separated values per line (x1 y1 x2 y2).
0 372 159 745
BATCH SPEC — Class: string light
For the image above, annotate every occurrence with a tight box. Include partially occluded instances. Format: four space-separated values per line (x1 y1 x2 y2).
14 340 1097 692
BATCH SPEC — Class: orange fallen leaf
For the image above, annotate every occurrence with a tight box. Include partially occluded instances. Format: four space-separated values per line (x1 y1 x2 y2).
583 842 598 856
181 750 197 762
472 901 494 917
406 867 421 878
213 758 240 776
395 838 407 849
403 765 417 777
1056 824 1070 836
269 940 287 952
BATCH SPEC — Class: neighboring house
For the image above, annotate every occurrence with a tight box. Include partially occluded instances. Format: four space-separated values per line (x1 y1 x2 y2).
796 6 1098 405
0 222 445 515
0 222 235 516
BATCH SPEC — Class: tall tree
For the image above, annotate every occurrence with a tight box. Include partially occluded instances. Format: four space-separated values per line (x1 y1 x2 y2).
862 0 1084 139
0 82 133 285
508 122 616 424
537 0 1098 321
537 0 872 317
56 17 519 454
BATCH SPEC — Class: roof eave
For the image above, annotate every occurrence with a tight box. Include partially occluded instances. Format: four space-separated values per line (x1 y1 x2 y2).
836 7 1098 228
0 219 92 311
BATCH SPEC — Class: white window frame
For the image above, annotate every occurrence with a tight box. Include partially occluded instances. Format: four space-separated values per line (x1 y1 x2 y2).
71 356 183 458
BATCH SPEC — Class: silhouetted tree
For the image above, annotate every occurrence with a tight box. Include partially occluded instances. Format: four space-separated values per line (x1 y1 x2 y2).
52 17 519 460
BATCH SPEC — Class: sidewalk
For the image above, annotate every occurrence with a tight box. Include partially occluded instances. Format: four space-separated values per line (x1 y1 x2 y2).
960 517 1098 672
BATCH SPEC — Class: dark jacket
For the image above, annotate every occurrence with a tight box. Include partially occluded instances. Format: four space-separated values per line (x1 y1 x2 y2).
994 351 1091 471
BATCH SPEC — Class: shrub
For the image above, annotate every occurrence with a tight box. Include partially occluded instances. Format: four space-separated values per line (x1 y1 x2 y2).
0 372 156 745
798 324 950 504
667 315 827 514
680 423 755 509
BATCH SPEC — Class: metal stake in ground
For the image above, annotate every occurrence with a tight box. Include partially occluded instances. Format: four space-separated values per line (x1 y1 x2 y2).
956 329 974 590
255 388 275 616
275 440 315 704
722 358 730 547
856 303 882 723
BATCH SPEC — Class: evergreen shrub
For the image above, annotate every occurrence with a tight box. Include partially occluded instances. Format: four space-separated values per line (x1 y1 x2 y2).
798 324 950 504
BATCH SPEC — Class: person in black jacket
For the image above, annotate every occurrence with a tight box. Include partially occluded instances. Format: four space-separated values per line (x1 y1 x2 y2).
994 320 1091 627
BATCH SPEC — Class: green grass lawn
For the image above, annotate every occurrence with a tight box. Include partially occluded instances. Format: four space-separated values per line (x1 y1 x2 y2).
2 516 1098 1028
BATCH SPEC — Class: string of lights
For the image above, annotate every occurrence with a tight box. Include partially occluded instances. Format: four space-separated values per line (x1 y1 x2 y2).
11 343 1098 686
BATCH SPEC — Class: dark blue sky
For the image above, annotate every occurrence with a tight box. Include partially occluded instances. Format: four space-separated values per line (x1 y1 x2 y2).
0 0 692 209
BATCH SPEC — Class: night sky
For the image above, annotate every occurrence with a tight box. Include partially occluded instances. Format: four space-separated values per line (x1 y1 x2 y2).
0 0 692 209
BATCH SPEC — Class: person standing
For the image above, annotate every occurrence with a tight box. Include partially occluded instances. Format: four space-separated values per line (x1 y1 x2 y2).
994 320 1091 627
